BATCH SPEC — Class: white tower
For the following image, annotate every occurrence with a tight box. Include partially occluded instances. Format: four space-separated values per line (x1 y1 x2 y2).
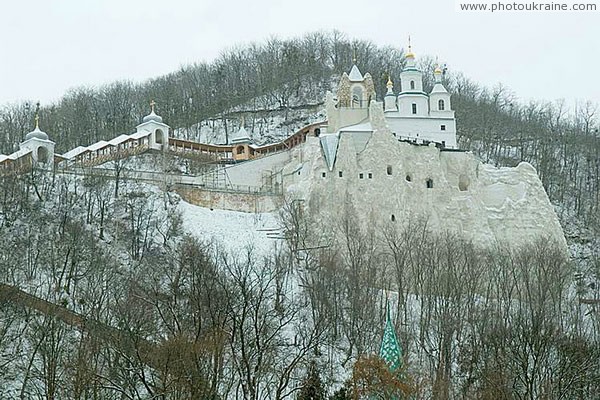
397 40 428 117
135 100 170 151
384 75 397 112
19 115 55 168
429 65 453 118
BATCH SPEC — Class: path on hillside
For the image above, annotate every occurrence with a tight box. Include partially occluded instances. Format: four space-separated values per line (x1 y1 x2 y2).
0 283 194 374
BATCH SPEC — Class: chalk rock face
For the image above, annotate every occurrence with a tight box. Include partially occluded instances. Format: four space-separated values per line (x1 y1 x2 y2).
283 126 566 249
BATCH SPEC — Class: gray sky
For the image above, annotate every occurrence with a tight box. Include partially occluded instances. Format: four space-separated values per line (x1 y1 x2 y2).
1 0 598 109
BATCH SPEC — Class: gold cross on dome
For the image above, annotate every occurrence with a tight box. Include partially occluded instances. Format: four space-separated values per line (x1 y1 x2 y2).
150 100 156 112
35 113 39 129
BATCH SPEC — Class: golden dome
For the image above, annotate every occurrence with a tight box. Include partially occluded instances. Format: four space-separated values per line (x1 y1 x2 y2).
406 51 415 59
434 66 442 74
387 75 393 87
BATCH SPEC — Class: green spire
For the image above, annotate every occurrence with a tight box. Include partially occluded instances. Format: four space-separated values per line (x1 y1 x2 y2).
379 302 402 372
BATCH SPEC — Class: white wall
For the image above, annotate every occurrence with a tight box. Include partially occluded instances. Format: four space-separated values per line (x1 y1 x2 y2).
385 116 457 148
225 151 291 188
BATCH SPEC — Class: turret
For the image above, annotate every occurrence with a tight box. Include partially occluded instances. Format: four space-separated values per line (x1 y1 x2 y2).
136 100 169 151
19 113 55 168
429 65 453 117
384 75 397 112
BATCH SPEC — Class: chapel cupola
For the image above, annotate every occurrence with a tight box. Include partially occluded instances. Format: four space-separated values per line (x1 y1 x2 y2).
142 100 163 123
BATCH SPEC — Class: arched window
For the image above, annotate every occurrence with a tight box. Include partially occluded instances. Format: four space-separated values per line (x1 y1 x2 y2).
352 86 363 107
386 165 392 175
438 99 445 111
426 178 434 189
391 214 396 222
236 146 245 155
410 80 415 90
37 146 48 163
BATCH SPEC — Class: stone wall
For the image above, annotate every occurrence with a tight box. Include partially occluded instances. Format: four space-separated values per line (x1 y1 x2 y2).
174 185 282 213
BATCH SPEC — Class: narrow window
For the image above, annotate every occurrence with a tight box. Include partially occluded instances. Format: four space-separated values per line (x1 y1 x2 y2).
441 125 446 131
322 172 326 178
359 173 364 179
426 179 434 189
386 165 392 175
339 171 343 177
410 80 415 90
405 174 412 182
438 99 445 111
368 173 373 179
391 214 396 222
459 175 469 191
412 103 417 114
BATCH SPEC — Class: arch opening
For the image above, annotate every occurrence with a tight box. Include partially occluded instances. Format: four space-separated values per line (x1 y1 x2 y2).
37 146 49 163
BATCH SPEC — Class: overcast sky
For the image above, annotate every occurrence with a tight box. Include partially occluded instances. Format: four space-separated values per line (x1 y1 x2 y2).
1 0 598 109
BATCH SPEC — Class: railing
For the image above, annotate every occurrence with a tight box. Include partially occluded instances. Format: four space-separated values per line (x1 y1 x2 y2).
59 166 284 196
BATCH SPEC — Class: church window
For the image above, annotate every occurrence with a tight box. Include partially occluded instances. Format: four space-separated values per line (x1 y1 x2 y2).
339 171 343 177
359 173 364 179
426 179 434 189
405 174 412 182
322 172 326 178
412 103 417 114
368 173 373 179
314 128 321 137
441 125 446 131
410 80 415 90
438 99 445 111
155 129 164 144
391 214 396 222
352 86 364 107
387 165 392 175
37 146 48 163
236 146 245 154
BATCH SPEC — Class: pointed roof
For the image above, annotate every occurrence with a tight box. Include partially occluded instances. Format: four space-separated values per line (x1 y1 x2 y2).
231 125 252 144
348 64 364 82
380 303 402 372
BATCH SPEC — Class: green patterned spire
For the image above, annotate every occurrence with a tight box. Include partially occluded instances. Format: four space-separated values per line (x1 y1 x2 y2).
379 302 402 372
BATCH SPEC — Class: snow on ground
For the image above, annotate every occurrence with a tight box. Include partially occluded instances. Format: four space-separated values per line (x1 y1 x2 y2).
178 199 282 257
